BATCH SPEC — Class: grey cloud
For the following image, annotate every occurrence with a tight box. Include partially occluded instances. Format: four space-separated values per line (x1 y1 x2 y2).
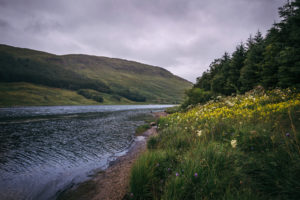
0 18 9 28
0 0 286 82
24 18 62 34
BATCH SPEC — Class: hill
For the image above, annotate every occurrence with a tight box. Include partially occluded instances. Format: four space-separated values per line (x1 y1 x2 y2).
0 44 191 106
129 88 300 199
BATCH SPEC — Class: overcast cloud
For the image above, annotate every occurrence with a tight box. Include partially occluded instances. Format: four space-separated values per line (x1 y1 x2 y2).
0 0 286 82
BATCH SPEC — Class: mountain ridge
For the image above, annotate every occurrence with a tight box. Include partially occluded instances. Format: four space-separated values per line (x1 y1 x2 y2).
0 44 183 78
0 44 192 106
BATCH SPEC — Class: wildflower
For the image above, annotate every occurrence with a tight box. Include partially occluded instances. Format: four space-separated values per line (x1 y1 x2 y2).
225 100 234 107
286 133 290 137
176 172 179 176
197 130 202 137
194 173 198 177
271 135 275 142
231 139 237 148
167 168 171 172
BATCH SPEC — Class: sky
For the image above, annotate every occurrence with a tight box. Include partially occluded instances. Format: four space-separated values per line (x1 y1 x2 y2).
0 0 286 82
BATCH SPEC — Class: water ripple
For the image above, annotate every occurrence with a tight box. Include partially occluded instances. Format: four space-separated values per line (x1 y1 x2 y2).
0 105 172 200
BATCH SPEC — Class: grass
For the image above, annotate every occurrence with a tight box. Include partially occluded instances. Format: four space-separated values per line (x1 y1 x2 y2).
165 106 181 114
129 150 177 200
0 82 99 107
129 88 300 199
135 112 163 136
135 124 151 136
0 44 192 106
0 82 150 107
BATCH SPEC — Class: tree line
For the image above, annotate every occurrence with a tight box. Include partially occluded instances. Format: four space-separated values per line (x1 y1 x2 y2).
183 0 300 107
0 52 111 93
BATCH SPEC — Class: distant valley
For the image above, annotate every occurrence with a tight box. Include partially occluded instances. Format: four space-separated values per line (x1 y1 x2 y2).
0 44 192 107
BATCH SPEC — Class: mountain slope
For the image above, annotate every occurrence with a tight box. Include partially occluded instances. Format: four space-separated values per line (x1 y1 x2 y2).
0 44 192 106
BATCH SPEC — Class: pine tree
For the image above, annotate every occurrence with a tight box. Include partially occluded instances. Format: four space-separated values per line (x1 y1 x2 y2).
277 0 300 88
228 43 246 93
185 0 300 106
211 53 232 95
261 42 281 89
195 71 211 91
239 31 265 93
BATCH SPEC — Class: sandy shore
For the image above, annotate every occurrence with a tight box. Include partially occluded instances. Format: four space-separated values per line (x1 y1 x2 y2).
57 112 166 200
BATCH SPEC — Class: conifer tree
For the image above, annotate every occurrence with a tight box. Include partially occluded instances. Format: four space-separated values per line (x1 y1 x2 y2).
185 0 300 106
195 71 211 91
228 43 246 93
211 53 231 95
277 0 300 88
239 31 265 92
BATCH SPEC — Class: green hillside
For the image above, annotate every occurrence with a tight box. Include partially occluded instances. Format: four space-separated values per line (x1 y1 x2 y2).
130 88 300 200
0 44 191 107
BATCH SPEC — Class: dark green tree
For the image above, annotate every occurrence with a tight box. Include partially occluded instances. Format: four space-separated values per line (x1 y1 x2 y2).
181 88 213 108
261 43 281 89
211 53 232 95
277 0 300 88
228 43 246 93
194 71 211 91
183 0 300 107
239 31 265 92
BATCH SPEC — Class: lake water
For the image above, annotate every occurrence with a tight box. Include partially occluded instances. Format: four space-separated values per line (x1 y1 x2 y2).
0 105 172 200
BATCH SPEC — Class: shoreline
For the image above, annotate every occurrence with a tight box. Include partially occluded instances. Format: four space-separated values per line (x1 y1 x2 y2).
57 111 167 200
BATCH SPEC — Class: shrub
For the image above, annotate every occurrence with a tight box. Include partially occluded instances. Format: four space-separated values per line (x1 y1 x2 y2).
181 88 213 108
77 89 103 102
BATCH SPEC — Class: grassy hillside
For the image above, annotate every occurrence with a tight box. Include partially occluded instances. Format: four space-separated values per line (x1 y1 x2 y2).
129 88 300 199
0 82 136 106
0 44 191 106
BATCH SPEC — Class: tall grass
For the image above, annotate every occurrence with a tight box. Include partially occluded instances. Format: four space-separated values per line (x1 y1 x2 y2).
129 88 300 199
129 150 177 200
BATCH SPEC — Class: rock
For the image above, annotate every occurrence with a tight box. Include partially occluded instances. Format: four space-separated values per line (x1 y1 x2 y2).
150 122 156 126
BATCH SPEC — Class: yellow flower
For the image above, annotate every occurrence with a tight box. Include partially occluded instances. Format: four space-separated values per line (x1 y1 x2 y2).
231 140 237 148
